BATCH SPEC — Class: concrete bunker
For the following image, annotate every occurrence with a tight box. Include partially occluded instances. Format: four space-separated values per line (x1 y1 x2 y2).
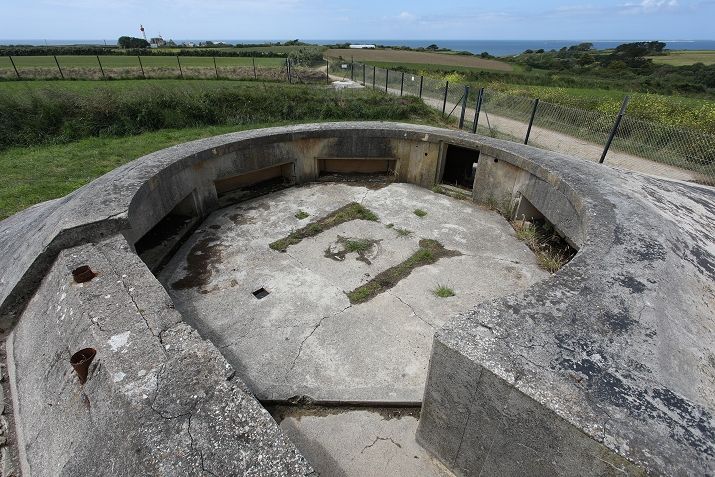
0 123 712 476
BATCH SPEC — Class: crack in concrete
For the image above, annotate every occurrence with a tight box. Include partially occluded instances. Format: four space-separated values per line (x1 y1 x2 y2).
283 304 352 381
360 436 402 454
96 245 170 359
387 291 434 329
285 315 329 379
188 410 218 477
595 456 629 476
358 189 370 205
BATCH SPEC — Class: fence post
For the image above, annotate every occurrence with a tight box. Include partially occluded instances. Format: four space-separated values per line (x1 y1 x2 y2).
418 75 423 99
96 55 105 79
176 56 183 79
252 56 257 80
372 66 376 89
459 85 469 129
600 96 630 164
385 69 389 92
524 98 540 145
472 88 484 133
137 56 146 79
213 57 218 79
287 58 291 83
400 72 405 96
350 58 354 81
326 60 329 84
442 81 449 116
363 63 366 86
8 56 20 79
53 55 64 79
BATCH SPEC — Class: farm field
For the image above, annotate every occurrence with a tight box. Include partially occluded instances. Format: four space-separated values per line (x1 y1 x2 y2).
647 50 715 66
324 48 513 72
0 55 286 69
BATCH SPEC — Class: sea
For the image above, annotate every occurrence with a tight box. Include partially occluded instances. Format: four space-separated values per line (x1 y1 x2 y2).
1 39 714 56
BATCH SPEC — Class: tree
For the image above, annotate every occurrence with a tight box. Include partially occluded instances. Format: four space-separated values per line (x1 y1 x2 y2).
426 44 439 50
118 36 149 49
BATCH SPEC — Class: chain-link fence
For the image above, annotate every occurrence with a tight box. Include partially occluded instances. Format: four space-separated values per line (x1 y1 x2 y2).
339 60 715 186
4 55 713 185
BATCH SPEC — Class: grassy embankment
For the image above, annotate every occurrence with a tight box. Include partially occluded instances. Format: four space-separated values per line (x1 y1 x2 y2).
0 80 446 219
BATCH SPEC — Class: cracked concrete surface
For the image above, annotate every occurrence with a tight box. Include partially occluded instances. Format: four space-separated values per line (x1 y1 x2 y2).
8 235 313 476
160 182 549 403
274 407 454 477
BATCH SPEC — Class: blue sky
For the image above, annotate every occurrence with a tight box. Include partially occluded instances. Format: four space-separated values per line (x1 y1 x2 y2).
3 0 714 40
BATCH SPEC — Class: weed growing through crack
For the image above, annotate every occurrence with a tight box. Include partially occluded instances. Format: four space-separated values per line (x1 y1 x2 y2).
295 210 309 220
270 202 378 252
395 227 413 237
346 239 461 304
433 284 455 298
414 209 427 218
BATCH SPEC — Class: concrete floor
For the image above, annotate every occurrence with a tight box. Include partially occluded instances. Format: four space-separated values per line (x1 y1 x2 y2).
160 182 548 404
269 406 454 477
158 182 548 475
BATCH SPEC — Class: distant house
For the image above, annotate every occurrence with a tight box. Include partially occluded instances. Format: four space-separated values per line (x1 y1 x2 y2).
150 37 166 48
349 44 376 49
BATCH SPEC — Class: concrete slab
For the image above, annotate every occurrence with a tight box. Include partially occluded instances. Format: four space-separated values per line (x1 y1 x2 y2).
159 182 549 403
271 407 453 477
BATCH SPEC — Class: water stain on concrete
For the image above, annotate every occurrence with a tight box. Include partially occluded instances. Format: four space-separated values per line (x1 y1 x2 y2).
171 235 224 290
229 214 256 226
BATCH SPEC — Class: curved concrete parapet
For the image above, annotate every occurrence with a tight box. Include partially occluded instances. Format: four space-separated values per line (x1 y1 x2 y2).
0 122 712 475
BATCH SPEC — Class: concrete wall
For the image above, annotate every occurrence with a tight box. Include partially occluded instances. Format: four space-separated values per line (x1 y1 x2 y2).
8 235 312 476
0 123 712 475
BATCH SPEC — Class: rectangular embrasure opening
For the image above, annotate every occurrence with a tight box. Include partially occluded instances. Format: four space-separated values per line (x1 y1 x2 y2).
317 157 396 176
215 163 294 207
135 190 200 272
442 145 479 189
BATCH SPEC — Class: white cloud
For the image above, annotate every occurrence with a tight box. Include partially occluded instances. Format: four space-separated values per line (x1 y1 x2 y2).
397 11 416 21
621 0 679 13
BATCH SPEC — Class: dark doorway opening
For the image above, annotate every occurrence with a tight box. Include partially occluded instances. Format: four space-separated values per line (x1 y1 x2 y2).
442 145 479 189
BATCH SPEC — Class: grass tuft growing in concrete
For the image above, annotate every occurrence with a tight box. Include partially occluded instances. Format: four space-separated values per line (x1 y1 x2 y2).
344 238 374 253
413 209 427 218
295 210 309 220
433 284 455 298
346 239 461 304
270 202 379 252
511 219 576 273
395 227 413 237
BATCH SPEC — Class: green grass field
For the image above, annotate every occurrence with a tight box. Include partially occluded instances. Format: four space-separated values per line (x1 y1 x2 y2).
0 125 251 219
0 80 446 218
648 50 715 66
0 55 286 70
